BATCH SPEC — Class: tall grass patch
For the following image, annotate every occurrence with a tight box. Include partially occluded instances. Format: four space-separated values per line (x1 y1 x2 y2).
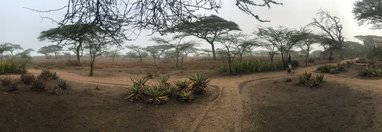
220 59 284 75
0 61 27 74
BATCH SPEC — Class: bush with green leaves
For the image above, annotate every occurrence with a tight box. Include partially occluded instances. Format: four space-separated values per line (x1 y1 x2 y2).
298 72 325 88
127 77 149 101
0 61 27 75
316 64 345 74
310 74 325 88
220 60 284 75
57 80 69 90
178 90 194 103
298 71 312 85
20 74 35 85
144 86 169 105
189 73 210 95
37 69 58 80
30 79 46 92
360 68 382 77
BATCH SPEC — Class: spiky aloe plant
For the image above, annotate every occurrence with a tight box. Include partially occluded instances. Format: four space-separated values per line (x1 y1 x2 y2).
127 77 149 101
144 86 169 105
189 73 210 95
178 90 194 103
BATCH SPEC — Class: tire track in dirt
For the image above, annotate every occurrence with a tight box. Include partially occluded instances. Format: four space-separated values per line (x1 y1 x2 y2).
189 85 224 132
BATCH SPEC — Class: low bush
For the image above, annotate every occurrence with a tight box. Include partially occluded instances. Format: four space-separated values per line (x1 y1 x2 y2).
20 74 35 85
57 80 69 90
30 79 46 92
298 71 325 88
220 60 284 75
178 90 194 103
316 64 345 74
360 68 382 77
144 86 169 105
0 61 27 75
38 69 58 80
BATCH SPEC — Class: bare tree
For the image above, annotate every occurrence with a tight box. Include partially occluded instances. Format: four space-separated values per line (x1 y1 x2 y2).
311 10 344 62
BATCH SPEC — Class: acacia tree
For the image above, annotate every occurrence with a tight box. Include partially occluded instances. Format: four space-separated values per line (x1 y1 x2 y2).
38 24 96 64
311 10 344 62
104 49 121 62
257 26 298 67
217 33 243 74
38 45 63 59
353 0 382 29
233 33 258 61
165 15 240 60
150 35 197 68
126 45 146 62
260 42 278 63
355 35 382 68
295 27 318 66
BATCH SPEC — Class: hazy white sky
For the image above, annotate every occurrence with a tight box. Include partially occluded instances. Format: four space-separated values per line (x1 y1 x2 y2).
0 0 380 55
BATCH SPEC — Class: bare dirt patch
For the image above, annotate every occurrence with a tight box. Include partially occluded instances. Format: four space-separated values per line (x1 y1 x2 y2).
240 78 377 131
0 80 220 131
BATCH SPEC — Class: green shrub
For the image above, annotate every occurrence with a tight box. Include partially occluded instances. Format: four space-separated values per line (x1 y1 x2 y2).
360 68 382 77
0 61 27 75
189 74 209 95
298 72 310 85
57 80 69 90
310 74 325 88
298 72 325 88
127 77 149 101
144 86 169 105
38 69 57 80
220 59 284 75
30 79 46 92
20 74 35 85
316 65 344 74
175 80 190 90
178 90 194 103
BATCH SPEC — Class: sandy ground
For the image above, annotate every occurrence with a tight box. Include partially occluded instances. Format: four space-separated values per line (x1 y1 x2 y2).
1 59 382 131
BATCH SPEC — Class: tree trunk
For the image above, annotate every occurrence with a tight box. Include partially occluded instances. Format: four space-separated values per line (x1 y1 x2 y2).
227 50 233 75
305 53 309 66
138 52 143 62
329 50 333 63
176 48 179 68
89 60 94 76
76 41 82 65
210 43 216 60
